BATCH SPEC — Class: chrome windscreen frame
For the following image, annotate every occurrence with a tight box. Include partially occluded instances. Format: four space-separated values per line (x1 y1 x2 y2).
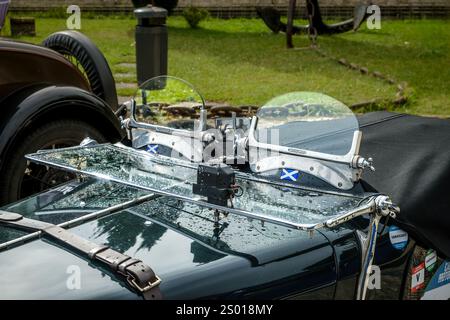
247 116 374 190
122 99 214 162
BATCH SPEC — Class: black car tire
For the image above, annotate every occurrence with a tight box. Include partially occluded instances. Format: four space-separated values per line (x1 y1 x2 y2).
0 119 106 205
42 31 119 110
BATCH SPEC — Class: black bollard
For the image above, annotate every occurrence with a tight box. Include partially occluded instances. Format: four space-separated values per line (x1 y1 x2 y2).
134 5 168 85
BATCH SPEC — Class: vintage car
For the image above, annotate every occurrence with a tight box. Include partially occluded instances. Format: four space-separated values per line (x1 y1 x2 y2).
1 75 448 300
0 31 122 205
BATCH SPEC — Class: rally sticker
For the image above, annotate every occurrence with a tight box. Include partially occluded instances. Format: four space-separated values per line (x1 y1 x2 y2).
422 261 450 300
388 225 408 250
425 249 437 272
411 263 425 293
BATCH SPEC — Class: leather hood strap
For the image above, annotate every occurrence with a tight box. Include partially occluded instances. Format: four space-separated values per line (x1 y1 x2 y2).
0 210 162 300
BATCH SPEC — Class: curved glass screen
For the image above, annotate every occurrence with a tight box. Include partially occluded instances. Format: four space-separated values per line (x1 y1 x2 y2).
255 92 358 155
133 76 205 131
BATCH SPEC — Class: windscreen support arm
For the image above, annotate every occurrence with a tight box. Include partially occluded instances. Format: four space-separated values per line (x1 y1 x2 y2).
0 210 162 300
327 195 399 300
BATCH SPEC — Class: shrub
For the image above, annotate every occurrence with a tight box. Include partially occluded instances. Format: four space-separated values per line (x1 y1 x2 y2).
182 7 209 29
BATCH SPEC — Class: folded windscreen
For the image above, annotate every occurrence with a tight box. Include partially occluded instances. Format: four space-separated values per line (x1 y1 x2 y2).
26 143 364 230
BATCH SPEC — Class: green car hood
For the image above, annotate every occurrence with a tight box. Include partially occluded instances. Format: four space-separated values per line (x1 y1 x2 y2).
0 180 338 299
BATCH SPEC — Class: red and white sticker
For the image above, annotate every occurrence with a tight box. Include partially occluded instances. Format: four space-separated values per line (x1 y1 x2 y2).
411 263 425 293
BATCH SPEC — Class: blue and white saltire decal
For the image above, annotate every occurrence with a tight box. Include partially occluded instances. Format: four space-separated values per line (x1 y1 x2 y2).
146 144 158 154
280 168 299 182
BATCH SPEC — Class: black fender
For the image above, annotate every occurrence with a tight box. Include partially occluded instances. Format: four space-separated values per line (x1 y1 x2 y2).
0 85 124 172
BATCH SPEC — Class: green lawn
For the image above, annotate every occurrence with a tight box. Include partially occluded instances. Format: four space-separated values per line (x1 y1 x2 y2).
5 16 450 116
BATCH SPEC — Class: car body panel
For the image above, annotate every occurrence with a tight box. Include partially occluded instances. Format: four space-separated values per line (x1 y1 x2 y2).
0 39 90 101
321 225 412 299
0 239 138 300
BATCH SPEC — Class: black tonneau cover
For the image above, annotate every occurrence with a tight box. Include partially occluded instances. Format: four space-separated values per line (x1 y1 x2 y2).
358 112 450 258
